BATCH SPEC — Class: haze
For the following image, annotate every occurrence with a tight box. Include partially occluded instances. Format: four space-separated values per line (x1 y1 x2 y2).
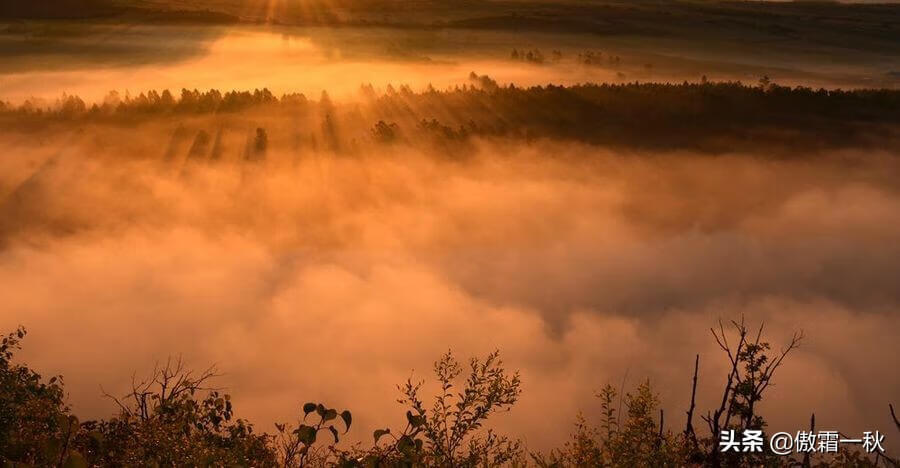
1 0 898 456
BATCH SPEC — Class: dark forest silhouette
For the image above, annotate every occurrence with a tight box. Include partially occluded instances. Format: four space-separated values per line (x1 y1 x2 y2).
3 80 899 156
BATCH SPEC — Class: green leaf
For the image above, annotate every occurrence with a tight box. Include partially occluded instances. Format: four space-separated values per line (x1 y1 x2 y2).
297 424 317 445
323 409 337 421
316 404 326 417
340 410 352 432
302 402 317 417
373 428 391 444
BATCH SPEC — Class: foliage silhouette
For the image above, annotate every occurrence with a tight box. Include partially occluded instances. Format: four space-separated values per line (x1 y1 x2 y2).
4 80 899 155
0 321 896 467
348 350 522 467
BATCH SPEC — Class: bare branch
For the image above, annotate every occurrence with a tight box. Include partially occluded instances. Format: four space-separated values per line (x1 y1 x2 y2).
100 384 133 418
891 404 900 433
685 354 699 449
757 330 803 396
656 409 665 450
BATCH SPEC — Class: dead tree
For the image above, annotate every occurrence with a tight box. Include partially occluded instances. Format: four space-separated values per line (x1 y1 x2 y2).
102 355 220 421
656 409 665 450
892 404 900 433
702 316 803 466
684 354 699 451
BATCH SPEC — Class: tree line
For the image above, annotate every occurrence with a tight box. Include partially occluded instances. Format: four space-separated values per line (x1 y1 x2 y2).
3 79 898 154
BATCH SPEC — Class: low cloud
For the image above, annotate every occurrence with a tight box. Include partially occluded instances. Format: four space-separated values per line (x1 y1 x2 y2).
1 133 898 450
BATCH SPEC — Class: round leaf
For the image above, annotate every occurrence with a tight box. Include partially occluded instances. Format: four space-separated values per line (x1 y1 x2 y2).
297 424 317 445
373 428 391 444
406 410 423 428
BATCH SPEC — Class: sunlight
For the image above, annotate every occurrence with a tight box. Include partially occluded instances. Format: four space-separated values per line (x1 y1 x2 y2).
1 1 898 465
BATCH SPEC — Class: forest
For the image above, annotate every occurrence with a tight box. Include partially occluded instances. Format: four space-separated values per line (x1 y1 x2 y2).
3 79 899 155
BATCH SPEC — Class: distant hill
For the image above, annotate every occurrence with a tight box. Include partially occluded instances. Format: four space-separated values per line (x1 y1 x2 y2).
0 0 239 22
0 0 123 19
1 0 897 59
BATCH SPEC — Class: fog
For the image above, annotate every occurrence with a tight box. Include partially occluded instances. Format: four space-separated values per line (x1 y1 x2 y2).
2 23 897 105
0 15 898 454
1 109 898 449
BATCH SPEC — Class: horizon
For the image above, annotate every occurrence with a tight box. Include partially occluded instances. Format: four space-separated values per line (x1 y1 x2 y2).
0 1 898 466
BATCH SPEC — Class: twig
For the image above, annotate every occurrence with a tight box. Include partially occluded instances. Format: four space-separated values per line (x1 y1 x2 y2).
685 354 699 448
891 404 900 433
657 409 665 450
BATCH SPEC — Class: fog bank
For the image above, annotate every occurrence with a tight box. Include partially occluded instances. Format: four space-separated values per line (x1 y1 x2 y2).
1 132 898 449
